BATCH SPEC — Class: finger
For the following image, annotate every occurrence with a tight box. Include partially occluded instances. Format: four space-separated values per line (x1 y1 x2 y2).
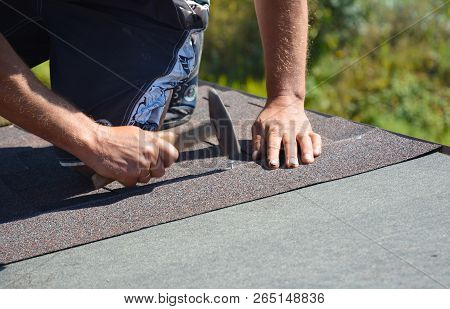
149 156 165 178
310 132 322 157
142 139 159 169
118 175 139 187
251 122 264 160
283 133 299 168
266 127 282 169
297 134 314 164
137 169 152 184
156 131 177 145
156 138 179 168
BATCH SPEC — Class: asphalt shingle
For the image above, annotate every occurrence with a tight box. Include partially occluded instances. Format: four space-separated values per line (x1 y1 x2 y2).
1 153 448 288
0 84 441 264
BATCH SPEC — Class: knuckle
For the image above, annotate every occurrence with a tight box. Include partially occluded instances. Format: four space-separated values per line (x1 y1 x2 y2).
138 158 149 170
267 121 278 130
143 143 157 158
300 134 311 143
267 129 280 138
253 134 262 143
253 119 264 129
267 144 281 150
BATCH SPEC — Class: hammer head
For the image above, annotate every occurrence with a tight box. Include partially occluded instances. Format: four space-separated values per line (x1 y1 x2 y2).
208 88 241 162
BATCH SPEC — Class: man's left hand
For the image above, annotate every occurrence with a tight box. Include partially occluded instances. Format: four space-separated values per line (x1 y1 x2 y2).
252 95 322 169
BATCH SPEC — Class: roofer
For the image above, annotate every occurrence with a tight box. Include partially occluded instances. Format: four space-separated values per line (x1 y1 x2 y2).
0 0 322 187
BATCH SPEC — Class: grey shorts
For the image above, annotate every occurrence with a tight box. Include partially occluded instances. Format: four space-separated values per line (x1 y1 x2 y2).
0 0 209 166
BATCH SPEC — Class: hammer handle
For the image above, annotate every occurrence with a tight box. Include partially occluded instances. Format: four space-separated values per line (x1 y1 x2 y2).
91 123 213 189
91 132 180 189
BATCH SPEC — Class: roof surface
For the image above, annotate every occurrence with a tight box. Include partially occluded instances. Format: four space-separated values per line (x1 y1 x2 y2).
1 153 448 288
0 84 442 264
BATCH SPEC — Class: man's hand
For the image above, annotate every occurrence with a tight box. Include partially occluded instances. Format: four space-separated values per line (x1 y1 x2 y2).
0 34 178 187
81 126 179 187
252 96 321 169
253 0 319 168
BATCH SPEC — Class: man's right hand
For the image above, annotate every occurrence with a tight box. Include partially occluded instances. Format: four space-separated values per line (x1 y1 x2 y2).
81 125 179 187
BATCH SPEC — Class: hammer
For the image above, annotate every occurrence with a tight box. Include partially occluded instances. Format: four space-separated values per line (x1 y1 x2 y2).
91 88 241 189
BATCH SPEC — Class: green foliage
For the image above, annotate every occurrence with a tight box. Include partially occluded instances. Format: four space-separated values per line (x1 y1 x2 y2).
0 61 50 126
4 1 447 145
307 0 365 66
305 0 450 144
201 0 263 85
0 117 9 127
201 0 450 145
31 61 51 88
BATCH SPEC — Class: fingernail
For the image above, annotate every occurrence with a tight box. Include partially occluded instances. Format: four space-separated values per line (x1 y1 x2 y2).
252 151 259 161
314 148 321 156
304 153 314 162
288 157 299 167
268 159 279 168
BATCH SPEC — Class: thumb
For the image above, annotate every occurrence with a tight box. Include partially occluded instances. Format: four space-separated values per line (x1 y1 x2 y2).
153 132 179 167
156 131 178 148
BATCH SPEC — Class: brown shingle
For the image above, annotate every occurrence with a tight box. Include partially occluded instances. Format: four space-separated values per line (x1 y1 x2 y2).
0 84 441 264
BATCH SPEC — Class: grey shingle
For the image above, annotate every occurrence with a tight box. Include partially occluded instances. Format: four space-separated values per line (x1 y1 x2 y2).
1 153 448 288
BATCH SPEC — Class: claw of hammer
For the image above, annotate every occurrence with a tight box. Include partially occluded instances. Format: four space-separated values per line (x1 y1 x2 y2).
91 87 240 189
207 88 241 169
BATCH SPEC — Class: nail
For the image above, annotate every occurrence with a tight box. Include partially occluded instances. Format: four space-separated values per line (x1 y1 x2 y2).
252 150 259 161
268 159 279 168
304 153 314 163
314 148 321 156
288 157 299 167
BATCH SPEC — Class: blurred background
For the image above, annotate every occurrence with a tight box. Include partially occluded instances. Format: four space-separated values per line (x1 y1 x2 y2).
201 0 449 145
2 0 448 144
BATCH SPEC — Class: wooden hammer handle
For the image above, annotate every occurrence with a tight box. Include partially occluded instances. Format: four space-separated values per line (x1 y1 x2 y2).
91 123 214 189
91 173 117 190
91 131 179 189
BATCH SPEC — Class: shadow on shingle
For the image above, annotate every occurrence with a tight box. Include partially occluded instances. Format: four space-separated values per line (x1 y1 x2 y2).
0 146 98 223
0 143 238 224
0 83 443 264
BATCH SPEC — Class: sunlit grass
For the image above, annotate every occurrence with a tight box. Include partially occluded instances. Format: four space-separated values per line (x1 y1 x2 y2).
31 60 51 88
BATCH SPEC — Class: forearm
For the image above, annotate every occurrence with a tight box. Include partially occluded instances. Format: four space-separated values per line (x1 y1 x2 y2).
0 34 98 160
0 35 178 186
254 0 308 102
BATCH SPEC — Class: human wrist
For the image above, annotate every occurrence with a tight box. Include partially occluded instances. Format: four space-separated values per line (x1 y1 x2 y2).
66 117 103 165
268 89 305 101
266 91 306 109
266 79 305 104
